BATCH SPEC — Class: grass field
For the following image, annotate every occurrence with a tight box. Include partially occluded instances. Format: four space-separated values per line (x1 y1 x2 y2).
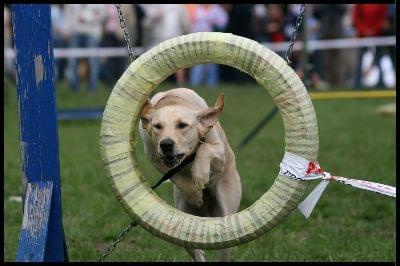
4 78 396 262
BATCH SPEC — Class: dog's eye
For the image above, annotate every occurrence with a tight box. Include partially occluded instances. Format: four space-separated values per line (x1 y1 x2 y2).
177 122 188 129
153 123 162 130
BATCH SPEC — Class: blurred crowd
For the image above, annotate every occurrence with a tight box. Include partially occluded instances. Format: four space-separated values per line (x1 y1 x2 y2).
4 4 396 90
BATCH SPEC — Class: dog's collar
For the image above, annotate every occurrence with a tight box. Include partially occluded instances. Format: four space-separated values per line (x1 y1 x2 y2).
199 136 206 144
151 136 206 190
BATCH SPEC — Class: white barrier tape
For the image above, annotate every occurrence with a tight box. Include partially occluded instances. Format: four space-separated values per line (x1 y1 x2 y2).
328 175 396 198
279 151 309 179
4 36 395 59
269 35 396 52
279 152 396 219
4 47 145 59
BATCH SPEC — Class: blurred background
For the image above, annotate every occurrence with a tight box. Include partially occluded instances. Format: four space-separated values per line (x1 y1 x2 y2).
4 4 396 90
4 4 396 262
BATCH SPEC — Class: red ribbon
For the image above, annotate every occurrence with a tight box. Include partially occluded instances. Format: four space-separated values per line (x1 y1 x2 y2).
306 161 324 175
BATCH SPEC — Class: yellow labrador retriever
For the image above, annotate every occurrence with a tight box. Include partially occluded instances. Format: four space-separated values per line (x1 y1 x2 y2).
139 88 242 262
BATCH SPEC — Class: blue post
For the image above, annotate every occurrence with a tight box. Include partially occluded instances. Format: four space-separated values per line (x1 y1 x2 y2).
12 4 68 262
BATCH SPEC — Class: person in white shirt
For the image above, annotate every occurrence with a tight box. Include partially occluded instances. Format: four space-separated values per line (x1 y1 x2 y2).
141 4 190 85
51 4 68 81
188 4 228 87
64 4 107 91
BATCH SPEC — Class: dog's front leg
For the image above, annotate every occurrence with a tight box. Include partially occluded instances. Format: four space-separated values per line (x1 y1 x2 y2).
191 143 224 191
185 247 206 262
172 175 204 208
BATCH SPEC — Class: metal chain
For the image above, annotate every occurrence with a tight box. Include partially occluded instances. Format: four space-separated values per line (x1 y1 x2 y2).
97 5 138 262
115 4 135 63
285 4 306 65
97 221 137 262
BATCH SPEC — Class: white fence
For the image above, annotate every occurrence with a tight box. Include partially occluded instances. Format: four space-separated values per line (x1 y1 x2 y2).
4 36 396 59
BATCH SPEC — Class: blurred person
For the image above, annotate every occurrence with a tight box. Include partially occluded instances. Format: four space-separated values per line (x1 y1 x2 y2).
186 3 196 24
342 4 357 38
188 4 228 87
382 4 396 83
283 4 303 70
220 4 255 83
223 4 255 39
64 4 107 91
141 4 190 85
101 4 136 87
257 4 286 70
4 5 14 79
133 4 146 46
252 4 268 43
353 4 388 38
341 4 359 88
51 4 68 81
285 4 329 91
305 6 329 91
386 4 395 35
313 4 347 87
264 4 285 43
353 4 394 88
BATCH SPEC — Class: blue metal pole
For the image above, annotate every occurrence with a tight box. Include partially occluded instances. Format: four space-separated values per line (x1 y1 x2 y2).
12 4 68 262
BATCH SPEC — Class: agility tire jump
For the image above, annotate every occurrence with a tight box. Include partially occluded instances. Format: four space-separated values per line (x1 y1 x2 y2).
100 32 319 249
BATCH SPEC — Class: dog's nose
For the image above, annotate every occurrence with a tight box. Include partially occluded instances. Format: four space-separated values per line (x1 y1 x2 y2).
160 138 175 154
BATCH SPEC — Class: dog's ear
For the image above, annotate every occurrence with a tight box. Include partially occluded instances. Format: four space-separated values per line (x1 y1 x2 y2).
197 92 224 132
140 99 155 130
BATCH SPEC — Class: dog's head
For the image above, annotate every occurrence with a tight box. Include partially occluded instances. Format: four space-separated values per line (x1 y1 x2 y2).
140 93 224 168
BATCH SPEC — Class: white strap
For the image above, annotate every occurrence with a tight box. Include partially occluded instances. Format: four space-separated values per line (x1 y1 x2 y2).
279 152 309 180
279 152 396 219
298 180 329 219
331 175 396 198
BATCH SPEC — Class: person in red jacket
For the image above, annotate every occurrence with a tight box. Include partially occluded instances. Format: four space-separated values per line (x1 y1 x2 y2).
353 4 394 88
353 4 388 38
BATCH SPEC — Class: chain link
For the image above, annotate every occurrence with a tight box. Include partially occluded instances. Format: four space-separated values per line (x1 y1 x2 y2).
285 4 306 65
115 4 135 63
98 221 137 262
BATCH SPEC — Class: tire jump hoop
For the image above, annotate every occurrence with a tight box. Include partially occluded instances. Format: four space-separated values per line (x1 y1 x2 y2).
100 32 319 249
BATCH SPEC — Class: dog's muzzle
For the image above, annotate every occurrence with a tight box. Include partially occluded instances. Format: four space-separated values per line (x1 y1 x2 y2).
161 153 184 168
159 138 184 168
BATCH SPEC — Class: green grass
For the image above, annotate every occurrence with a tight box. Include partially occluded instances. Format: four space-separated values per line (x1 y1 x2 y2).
4 78 396 261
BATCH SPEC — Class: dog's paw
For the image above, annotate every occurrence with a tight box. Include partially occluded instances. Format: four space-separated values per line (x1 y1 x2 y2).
192 166 210 191
192 174 209 191
186 193 203 208
193 177 208 191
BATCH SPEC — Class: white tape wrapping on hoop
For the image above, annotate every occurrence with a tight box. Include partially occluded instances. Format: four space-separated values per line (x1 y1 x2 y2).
279 152 396 219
